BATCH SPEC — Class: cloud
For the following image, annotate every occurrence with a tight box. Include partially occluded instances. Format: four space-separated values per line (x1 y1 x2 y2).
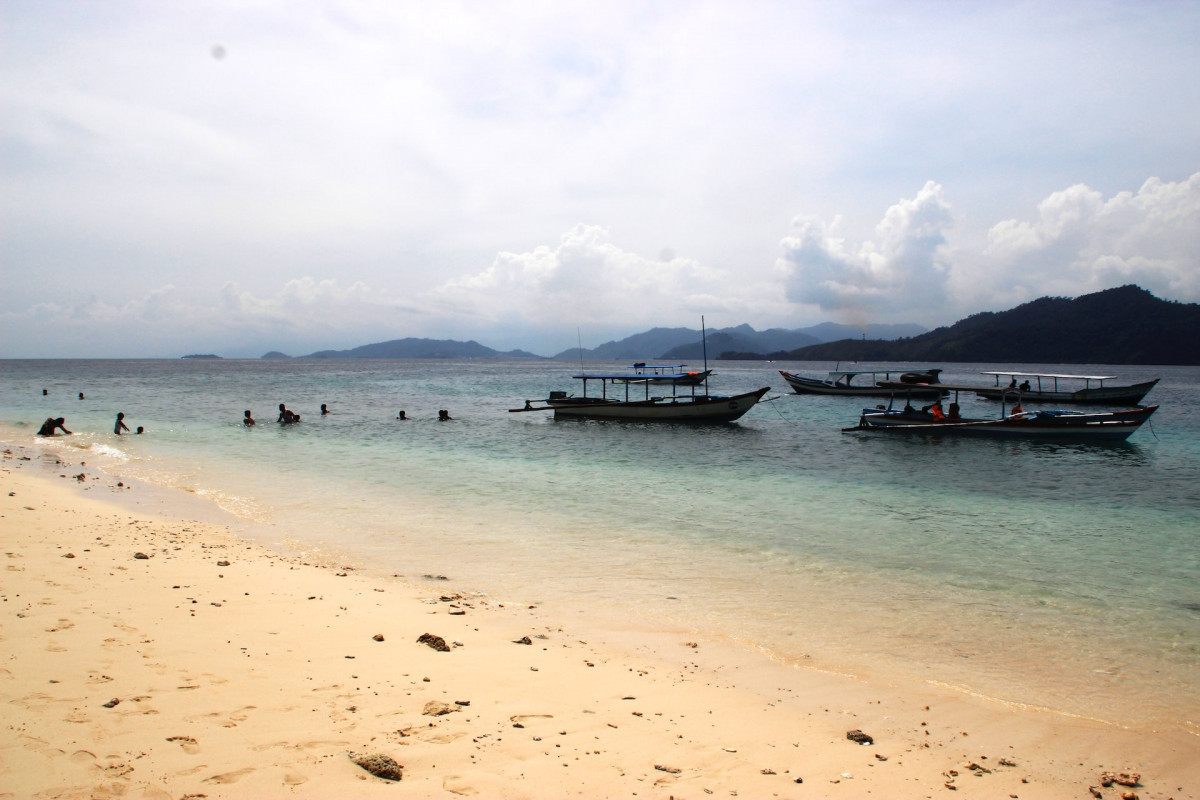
428 223 755 329
977 172 1200 304
775 172 1200 323
777 181 955 319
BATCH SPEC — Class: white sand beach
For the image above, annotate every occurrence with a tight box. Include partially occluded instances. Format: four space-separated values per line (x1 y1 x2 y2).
2 452 1197 799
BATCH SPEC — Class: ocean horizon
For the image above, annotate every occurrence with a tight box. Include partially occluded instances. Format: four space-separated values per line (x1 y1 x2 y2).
3 357 1197 736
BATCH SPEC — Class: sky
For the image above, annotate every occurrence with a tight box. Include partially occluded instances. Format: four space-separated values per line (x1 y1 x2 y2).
2 0 1199 358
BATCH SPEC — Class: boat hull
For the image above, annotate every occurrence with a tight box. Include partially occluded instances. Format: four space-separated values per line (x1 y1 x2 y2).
780 371 943 398
549 387 770 423
849 405 1157 441
974 379 1159 405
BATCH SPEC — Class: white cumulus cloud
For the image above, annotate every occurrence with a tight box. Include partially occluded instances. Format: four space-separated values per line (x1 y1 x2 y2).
777 181 955 319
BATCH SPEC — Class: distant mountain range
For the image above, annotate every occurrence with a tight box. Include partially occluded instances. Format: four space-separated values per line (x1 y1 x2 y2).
550 322 926 361
729 285 1200 365
250 285 1200 365
262 338 542 360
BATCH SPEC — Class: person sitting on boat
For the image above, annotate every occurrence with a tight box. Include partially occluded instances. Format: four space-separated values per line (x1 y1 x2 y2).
1008 377 1017 389
930 400 946 421
903 402 916 415
1011 402 1024 416
1019 380 1031 392
948 401 960 419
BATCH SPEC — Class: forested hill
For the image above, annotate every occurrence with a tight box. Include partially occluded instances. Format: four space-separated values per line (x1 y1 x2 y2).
749 286 1200 365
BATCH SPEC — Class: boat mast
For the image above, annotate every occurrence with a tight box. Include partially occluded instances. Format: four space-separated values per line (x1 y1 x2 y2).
701 315 709 395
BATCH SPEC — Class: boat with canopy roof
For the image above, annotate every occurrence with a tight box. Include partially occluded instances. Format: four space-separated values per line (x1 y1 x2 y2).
972 371 1158 405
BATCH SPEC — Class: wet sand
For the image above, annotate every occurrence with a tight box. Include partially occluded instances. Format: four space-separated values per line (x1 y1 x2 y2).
2 451 1197 799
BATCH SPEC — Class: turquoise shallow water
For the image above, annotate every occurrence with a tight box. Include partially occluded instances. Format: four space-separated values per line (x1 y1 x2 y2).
2 358 1198 730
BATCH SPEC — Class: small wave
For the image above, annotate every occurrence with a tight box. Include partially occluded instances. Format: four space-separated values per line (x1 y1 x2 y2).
83 443 131 460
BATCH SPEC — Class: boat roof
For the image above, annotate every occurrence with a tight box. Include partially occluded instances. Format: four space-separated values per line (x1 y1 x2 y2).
980 371 1117 380
827 368 938 377
573 372 692 380
628 364 699 370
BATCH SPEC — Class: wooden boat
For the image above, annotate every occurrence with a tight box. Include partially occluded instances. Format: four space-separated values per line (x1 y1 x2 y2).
780 368 945 398
513 384 771 423
844 402 1157 441
514 316 768 423
512 367 768 423
973 371 1159 405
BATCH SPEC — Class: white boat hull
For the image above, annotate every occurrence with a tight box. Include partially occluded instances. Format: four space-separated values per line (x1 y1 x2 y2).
548 387 770 423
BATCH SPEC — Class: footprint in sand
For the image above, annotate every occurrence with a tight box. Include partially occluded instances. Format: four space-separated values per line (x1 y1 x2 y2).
203 767 255 784
190 705 257 728
283 771 308 785
46 618 74 632
442 775 479 796
167 735 200 754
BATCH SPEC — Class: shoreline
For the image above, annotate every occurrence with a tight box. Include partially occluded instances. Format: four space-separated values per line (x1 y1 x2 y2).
3 446 1199 798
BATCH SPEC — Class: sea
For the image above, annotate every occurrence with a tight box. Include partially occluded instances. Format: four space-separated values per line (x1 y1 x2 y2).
2 358 1197 734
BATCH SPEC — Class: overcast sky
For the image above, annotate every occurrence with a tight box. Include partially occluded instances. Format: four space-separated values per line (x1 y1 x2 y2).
3 1 1199 357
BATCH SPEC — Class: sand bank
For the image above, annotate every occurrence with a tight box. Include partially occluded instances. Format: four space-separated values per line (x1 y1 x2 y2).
2 451 1197 799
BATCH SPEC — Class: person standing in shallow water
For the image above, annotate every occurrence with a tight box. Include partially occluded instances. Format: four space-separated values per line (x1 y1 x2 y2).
244 410 255 426
114 412 130 435
320 403 329 415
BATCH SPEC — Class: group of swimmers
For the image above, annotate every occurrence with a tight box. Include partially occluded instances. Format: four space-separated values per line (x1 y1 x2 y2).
36 389 144 438
240 404 454 426
37 412 143 437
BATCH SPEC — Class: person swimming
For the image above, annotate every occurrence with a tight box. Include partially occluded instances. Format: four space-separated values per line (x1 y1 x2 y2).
244 410 255 426
397 410 407 420
114 412 130 435
320 403 329 415
438 409 453 421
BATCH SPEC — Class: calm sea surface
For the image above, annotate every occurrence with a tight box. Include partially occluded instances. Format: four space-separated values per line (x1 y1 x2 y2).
2 358 1198 732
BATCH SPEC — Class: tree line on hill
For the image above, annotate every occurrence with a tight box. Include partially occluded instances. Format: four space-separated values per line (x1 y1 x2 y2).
721 285 1200 365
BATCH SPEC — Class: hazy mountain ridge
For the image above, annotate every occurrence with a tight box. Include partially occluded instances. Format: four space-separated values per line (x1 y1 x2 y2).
243 286 1199 364
553 323 925 361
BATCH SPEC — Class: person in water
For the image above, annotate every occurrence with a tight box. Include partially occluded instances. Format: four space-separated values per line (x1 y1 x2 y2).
114 412 130 435
38 417 71 436
135 426 144 435
277 404 297 423
320 403 329 415
397 410 407 420
438 409 453 421
244 410 255 426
